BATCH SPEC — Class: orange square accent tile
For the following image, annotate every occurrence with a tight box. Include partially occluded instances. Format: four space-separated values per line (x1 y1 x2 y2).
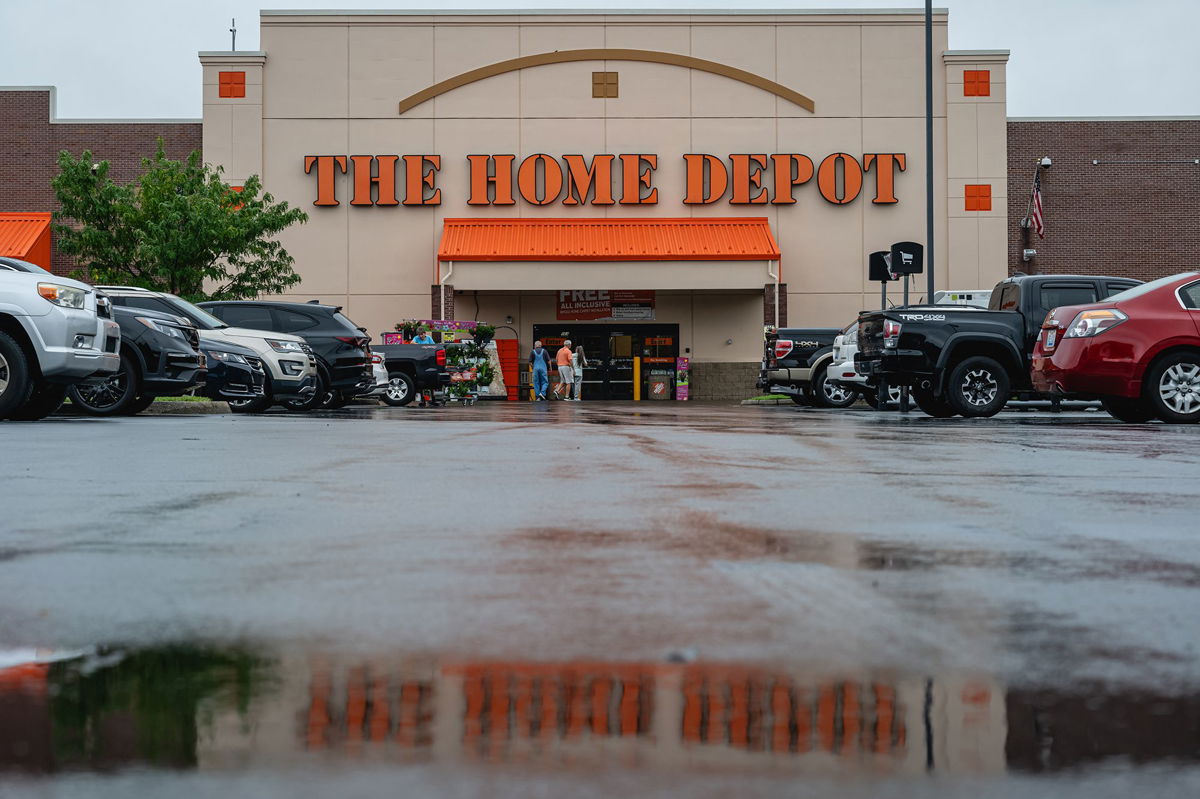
965 184 992 212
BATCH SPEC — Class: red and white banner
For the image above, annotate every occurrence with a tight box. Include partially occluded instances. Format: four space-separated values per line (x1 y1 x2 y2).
557 290 655 321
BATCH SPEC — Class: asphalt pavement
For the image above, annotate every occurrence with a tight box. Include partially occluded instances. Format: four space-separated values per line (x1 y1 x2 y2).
1 401 1198 797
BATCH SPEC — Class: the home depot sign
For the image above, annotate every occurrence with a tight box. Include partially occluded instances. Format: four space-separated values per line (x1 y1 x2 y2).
303 152 906 208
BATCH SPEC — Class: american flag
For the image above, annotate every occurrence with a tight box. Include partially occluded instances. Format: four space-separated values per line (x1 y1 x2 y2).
1029 170 1045 239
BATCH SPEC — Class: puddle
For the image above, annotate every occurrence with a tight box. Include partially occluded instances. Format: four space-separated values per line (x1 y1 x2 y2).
1 643 1198 778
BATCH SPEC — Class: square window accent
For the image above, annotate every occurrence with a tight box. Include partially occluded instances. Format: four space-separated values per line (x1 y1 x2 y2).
218 71 246 98
965 184 992 212
592 71 618 98
963 69 990 97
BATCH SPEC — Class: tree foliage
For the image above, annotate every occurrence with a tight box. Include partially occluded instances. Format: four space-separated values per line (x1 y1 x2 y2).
52 140 307 301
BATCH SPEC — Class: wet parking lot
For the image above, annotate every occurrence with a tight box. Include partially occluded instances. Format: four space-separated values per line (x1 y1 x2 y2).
1 402 1198 797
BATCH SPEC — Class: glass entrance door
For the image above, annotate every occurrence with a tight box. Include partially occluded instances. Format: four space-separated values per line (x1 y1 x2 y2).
532 324 680 401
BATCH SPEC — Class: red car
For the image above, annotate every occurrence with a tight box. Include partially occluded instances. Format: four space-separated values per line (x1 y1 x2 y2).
1031 272 1200 423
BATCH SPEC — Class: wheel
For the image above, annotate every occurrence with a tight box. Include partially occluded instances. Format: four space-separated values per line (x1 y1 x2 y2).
0 330 35 420
911 387 958 418
809 364 858 408
68 352 140 416
9 382 69 421
862 385 903 409
227 389 273 413
1100 396 1155 423
122 394 158 416
1144 352 1200 424
280 370 326 413
945 356 1010 418
788 393 809 406
381 372 416 407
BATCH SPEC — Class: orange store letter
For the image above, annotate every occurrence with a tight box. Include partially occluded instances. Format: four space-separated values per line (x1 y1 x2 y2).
517 154 564 206
562 154 616 206
304 155 347 207
403 155 441 206
817 153 863 205
468 155 516 205
863 153 906 204
619 154 658 205
350 155 400 206
770 154 815 205
683 154 728 205
729 154 769 205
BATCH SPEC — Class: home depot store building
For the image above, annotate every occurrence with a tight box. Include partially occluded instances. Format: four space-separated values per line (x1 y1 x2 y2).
197 8 1006 400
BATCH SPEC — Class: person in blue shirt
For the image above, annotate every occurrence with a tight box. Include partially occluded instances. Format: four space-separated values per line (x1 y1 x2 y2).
529 340 552 400
411 330 435 344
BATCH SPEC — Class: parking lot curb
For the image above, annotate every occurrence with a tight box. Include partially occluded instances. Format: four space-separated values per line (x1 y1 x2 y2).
145 401 231 415
740 398 791 406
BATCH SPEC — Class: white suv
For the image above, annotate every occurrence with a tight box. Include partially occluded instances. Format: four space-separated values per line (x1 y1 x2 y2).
828 321 901 408
0 265 121 420
99 286 317 412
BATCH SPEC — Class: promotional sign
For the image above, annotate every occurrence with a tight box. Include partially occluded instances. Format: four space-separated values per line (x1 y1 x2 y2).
676 357 690 401
557 290 655 321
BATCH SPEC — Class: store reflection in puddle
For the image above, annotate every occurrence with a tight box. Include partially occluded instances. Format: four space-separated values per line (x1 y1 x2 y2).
2 644 1198 776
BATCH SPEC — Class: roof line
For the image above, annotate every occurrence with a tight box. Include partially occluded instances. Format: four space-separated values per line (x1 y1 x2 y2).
262 7 949 16
0 85 198 123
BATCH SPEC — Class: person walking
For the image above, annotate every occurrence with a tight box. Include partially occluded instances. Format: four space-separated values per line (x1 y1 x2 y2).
571 344 588 401
554 340 574 400
529 340 552 400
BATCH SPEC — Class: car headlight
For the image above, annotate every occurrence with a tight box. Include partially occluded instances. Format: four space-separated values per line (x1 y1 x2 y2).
37 283 87 309
1063 309 1128 338
208 350 248 364
267 338 305 353
136 316 187 339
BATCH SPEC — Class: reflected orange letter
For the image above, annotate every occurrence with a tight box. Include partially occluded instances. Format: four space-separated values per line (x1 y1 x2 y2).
619 154 658 205
817 153 864 205
468 154 516 205
304 155 347 207
770 154 814 205
562 154 616 205
863 153 906 204
683 154 728 205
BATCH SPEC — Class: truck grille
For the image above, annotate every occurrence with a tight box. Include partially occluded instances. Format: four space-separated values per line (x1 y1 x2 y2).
244 356 264 372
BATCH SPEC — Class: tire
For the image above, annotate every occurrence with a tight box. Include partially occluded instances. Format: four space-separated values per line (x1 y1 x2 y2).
862 385 903 410
810 364 858 408
280 370 326 413
0 330 35 420
911 387 958 418
945 356 1011 418
381 372 416 407
322 391 353 410
228 389 273 413
122 394 158 416
788 392 809 406
1100 396 1155 423
1144 352 1200 424
68 351 140 416
9 382 68 421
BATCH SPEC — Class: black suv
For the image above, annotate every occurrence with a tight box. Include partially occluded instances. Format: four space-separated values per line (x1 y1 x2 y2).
198 335 266 404
199 300 373 409
68 306 206 416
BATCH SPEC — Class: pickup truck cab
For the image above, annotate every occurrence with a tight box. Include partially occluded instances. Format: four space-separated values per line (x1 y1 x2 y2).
855 274 1140 417
756 326 856 407
373 342 449 406
0 264 120 420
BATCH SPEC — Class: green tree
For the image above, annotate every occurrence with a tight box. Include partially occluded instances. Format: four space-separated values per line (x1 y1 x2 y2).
51 140 308 301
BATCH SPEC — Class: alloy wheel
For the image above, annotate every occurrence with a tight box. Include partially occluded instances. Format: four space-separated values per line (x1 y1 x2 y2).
1159 362 1200 415
961 368 998 408
0 351 9 398
74 369 128 409
823 380 855 404
386 377 410 402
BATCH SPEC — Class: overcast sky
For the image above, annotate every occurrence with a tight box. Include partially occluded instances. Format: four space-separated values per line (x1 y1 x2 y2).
2 0 1197 119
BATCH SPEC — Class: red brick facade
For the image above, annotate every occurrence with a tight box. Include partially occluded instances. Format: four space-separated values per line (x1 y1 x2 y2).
0 89 201 276
1008 119 1200 281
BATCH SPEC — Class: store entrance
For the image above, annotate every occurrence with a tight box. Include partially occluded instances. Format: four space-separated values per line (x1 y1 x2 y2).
532 324 680 400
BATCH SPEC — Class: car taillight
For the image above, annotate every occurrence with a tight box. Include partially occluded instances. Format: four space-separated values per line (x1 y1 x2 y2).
436 348 446 367
773 340 794 359
883 320 902 349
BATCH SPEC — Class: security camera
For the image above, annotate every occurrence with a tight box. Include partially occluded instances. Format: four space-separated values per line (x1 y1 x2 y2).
1039 156 1052 168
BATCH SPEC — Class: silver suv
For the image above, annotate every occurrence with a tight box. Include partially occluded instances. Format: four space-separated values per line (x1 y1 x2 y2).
0 263 121 420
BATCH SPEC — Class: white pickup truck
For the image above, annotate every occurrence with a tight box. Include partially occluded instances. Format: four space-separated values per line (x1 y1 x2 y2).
0 264 121 420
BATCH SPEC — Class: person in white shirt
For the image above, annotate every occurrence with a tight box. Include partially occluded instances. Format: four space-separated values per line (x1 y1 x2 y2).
570 345 589 401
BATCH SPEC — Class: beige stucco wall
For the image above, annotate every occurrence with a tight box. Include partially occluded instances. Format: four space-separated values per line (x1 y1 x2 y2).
200 10 1009 362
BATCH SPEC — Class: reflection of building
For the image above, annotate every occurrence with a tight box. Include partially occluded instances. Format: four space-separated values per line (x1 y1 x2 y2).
199 657 1008 776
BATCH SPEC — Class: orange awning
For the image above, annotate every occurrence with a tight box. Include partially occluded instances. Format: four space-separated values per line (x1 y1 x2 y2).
0 212 52 270
437 217 780 262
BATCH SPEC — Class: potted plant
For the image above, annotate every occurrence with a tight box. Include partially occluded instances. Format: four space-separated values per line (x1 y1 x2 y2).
394 319 424 342
472 323 496 346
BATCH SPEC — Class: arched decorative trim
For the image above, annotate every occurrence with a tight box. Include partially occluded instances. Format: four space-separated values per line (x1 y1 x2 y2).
398 48 815 114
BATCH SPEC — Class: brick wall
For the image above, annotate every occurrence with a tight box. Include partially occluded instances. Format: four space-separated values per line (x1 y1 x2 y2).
0 89 201 276
1007 119 1200 281
689 362 759 401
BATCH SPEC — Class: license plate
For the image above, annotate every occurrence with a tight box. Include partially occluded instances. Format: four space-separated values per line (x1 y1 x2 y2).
1045 329 1057 349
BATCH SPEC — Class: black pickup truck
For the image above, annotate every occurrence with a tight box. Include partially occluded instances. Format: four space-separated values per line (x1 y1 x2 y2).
855 273 1141 417
374 343 450 406
756 326 856 407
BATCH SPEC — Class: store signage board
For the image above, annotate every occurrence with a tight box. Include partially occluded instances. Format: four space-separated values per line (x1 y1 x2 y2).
557 290 655 321
303 152 906 208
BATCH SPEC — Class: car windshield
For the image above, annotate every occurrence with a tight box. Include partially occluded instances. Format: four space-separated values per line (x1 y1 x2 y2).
1104 272 1200 303
164 296 229 330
